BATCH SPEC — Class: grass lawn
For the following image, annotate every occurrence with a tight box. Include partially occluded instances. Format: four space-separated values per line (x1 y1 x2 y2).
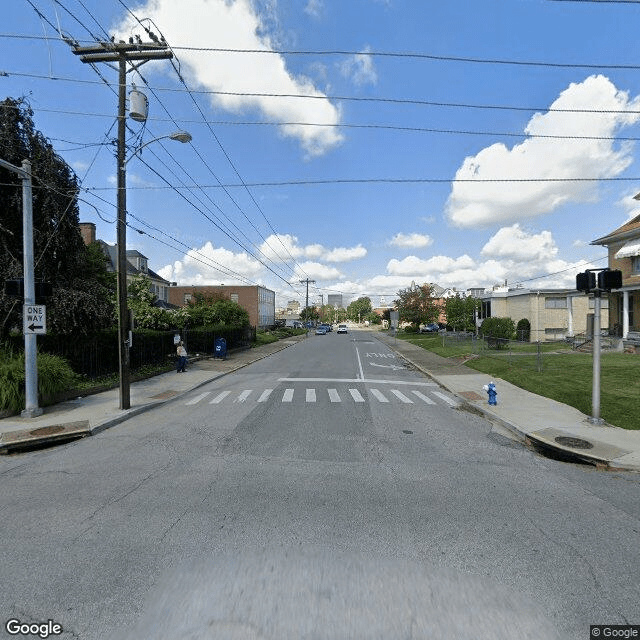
398 332 640 431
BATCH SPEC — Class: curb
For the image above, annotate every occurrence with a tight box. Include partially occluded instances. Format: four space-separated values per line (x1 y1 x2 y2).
1 336 305 454
374 333 625 470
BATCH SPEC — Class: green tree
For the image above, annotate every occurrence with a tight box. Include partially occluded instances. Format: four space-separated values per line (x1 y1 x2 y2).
394 284 440 330
299 306 320 323
364 312 381 325
0 97 115 337
444 295 480 332
346 296 372 323
127 274 175 330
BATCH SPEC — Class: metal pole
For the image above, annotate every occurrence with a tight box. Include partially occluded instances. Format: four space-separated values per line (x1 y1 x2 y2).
21 160 42 418
590 291 603 424
117 55 130 410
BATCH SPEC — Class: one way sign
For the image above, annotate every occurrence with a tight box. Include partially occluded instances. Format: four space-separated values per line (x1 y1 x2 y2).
24 304 47 335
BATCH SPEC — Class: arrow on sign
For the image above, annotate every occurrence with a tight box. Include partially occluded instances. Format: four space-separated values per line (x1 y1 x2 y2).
370 362 406 371
28 324 43 332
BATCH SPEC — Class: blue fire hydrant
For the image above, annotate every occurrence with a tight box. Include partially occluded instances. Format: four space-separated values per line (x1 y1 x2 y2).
483 382 497 405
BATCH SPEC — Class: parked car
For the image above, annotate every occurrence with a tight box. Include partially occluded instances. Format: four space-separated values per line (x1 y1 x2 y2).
337 324 348 334
419 323 440 333
319 323 332 332
315 326 327 335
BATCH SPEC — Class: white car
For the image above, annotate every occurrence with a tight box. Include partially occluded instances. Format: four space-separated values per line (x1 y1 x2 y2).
337 324 348 334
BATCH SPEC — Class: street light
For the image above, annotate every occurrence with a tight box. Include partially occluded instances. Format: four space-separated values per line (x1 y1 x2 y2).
116 129 192 410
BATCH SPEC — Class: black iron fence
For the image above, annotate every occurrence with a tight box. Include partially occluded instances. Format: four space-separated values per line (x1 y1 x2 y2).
4 325 256 379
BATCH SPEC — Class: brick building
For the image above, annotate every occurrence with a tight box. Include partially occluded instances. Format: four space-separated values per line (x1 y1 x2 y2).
168 285 275 329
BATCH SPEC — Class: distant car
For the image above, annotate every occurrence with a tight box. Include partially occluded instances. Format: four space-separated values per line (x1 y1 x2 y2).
337 324 348 334
315 326 327 335
319 323 332 332
419 323 440 333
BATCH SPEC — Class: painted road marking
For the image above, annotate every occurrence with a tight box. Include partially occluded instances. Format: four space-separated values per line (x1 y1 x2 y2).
369 388 388 403
282 388 294 403
432 391 457 406
257 389 273 402
185 392 210 405
390 389 413 404
210 390 231 404
306 388 317 402
349 388 365 402
235 390 252 403
411 390 436 404
328 388 341 403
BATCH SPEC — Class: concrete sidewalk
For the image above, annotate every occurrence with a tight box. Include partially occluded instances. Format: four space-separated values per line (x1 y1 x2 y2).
0 335 307 454
374 330 640 472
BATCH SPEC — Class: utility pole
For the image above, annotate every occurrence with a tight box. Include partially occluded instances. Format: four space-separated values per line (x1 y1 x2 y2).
299 278 315 311
73 39 172 410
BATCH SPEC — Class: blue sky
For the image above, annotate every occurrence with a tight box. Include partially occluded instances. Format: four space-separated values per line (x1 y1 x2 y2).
4 0 640 308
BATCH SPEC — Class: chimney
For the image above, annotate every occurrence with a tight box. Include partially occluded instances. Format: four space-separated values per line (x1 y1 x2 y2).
79 222 96 245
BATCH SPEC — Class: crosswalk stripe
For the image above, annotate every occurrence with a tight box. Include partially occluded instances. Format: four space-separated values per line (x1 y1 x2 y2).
369 388 388 403
257 389 273 402
411 390 435 404
185 392 210 405
328 388 341 403
391 389 413 404
282 388 294 402
210 390 231 404
349 388 365 402
235 390 252 403
432 391 457 406
306 388 317 402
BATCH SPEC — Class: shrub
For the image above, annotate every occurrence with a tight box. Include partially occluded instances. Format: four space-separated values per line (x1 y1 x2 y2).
516 318 531 342
0 349 78 412
480 317 515 349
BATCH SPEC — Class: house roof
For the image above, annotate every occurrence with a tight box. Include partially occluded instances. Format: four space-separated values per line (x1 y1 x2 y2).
97 240 170 284
591 213 640 246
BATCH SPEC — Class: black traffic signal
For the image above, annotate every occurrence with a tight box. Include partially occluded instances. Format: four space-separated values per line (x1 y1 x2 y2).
576 271 595 292
597 269 622 291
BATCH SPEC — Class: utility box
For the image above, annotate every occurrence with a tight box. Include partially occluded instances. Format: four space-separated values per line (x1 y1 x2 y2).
214 337 227 360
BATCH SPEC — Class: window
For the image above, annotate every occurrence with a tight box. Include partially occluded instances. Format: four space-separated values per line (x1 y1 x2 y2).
588 298 609 309
545 297 567 309
632 256 640 274
230 293 239 303
184 294 192 304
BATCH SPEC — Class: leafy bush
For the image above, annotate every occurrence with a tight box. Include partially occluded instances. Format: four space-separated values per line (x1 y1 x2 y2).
480 317 515 349
403 325 419 334
516 318 531 342
0 349 78 412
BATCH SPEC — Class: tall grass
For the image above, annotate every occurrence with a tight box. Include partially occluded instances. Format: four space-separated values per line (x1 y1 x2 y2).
0 348 78 413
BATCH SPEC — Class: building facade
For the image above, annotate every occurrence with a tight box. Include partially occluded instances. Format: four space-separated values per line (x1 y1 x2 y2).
591 214 640 340
168 285 276 329
79 222 171 303
478 287 609 342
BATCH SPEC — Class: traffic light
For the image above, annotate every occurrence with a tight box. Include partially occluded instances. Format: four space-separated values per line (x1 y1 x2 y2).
597 270 622 292
3 279 24 297
576 272 595 292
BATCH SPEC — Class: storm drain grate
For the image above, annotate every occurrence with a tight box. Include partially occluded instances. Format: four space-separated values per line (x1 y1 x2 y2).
29 425 65 436
554 436 594 450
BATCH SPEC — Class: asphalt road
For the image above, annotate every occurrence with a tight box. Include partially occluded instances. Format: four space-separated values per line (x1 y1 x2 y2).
1 329 638 639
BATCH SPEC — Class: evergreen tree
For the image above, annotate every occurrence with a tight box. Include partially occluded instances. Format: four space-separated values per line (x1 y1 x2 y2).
0 97 115 338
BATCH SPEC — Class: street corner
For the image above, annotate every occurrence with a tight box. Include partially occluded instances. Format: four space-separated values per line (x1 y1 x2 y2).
0 420 90 455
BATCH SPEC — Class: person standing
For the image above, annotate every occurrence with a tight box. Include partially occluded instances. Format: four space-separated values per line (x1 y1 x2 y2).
176 341 187 373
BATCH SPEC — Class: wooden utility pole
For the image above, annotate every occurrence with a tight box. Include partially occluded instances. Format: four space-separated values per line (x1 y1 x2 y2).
73 40 172 409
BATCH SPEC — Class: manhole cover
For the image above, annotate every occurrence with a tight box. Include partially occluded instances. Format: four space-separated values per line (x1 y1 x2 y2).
554 436 594 450
29 425 65 436
402 430 413 435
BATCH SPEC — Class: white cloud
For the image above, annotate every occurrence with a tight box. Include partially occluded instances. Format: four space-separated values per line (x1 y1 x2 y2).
114 0 343 157
389 232 433 249
291 261 343 281
304 0 324 18
480 224 557 262
446 75 640 228
325 245 367 262
158 241 263 285
259 234 366 263
339 45 378 87
617 191 640 222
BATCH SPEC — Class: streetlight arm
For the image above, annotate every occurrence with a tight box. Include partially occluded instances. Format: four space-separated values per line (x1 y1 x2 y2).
124 130 192 165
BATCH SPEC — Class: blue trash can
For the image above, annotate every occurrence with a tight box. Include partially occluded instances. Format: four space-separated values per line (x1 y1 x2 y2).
214 337 227 360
